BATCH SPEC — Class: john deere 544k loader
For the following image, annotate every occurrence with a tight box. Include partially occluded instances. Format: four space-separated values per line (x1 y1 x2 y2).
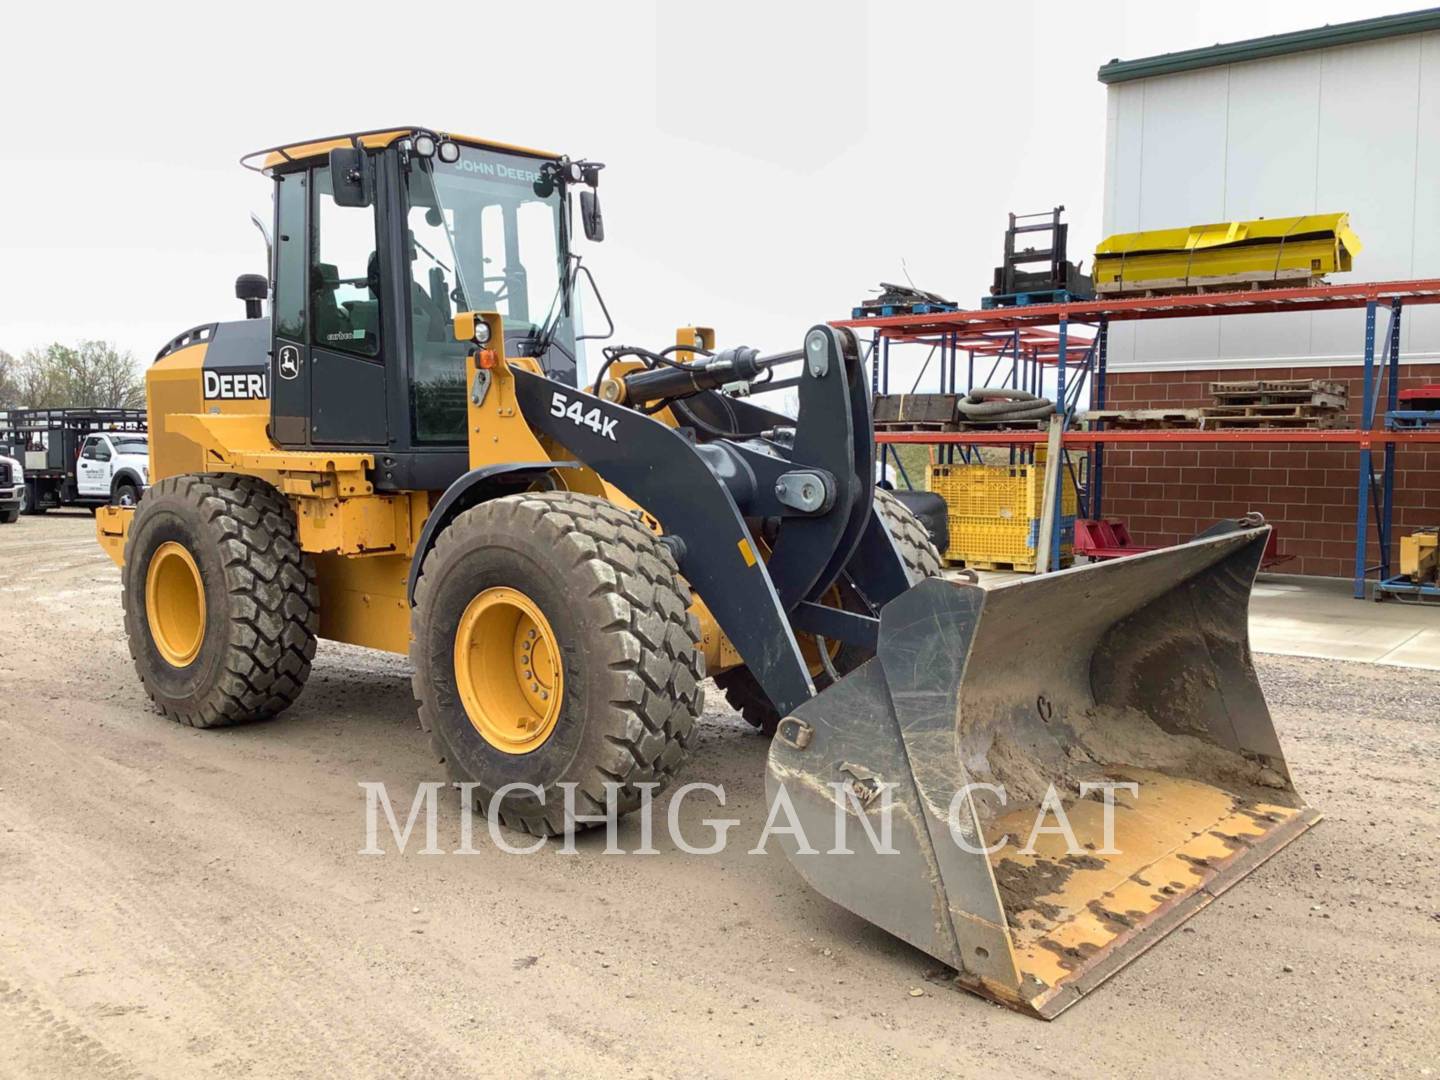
97 127 1318 1018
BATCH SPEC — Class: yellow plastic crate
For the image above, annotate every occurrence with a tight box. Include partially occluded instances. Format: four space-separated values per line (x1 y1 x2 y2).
927 461 1077 570
926 462 1077 523
942 519 1074 571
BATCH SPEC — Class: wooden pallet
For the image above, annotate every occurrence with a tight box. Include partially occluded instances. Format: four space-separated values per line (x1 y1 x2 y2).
1212 390 1347 409
1084 408 1205 429
1202 413 1347 429
874 393 958 427
955 419 1051 431
1203 403 1338 418
1095 274 1328 298
1086 405 1345 431
874 420 957 432
946 557 1074 573
1209 378 1346 395
1208 378 1347 410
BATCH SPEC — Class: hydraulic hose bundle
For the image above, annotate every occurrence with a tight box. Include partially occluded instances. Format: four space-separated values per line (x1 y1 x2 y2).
956 387 1055 423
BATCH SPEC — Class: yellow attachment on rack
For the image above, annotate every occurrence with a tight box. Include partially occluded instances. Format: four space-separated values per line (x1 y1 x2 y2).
1093 213 1361 294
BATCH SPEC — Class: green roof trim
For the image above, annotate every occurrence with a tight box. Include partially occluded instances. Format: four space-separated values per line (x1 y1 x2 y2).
1098 7 1440 84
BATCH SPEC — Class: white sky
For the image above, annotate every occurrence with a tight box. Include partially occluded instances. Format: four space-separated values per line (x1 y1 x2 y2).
0 0 1420 391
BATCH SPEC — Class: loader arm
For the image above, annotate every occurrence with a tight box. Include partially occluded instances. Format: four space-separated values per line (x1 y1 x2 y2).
507 326 911 716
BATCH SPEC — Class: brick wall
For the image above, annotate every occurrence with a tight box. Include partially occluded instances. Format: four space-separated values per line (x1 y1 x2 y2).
1097 363 1440 578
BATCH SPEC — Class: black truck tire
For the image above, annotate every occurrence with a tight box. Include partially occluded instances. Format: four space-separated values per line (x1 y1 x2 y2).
112 479 141 507
0 506 18 524
412 491 705 837
122 474 318 728
714 488 944 735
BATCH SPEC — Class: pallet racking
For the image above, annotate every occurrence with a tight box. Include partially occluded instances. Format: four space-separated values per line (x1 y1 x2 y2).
836 279 1440 598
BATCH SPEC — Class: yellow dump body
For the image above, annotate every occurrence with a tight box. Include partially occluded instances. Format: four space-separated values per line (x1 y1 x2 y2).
1093 213 1361 294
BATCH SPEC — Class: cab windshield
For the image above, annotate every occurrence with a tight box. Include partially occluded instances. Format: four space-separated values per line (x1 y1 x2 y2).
404 145 571 442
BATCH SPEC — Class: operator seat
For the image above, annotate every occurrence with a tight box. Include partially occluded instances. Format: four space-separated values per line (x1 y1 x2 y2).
368 247 451 342
311 263 354 347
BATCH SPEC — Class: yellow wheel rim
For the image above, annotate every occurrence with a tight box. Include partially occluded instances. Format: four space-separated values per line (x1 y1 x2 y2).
453 587 563 754
145 541 206 668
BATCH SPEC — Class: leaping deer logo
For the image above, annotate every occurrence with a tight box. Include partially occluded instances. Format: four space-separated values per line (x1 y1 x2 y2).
278 345 301 381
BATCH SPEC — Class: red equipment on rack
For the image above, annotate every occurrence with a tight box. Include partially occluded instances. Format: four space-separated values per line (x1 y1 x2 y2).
1073 519 1156 560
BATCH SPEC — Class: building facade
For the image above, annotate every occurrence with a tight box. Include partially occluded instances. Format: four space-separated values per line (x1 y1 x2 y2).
1096 10 1440 577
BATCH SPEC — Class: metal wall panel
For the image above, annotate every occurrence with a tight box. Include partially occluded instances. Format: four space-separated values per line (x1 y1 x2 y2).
1217 52 1324 364
1101 31 1439 371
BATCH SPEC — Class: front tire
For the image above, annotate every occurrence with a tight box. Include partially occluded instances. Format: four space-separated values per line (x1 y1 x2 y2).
112 480 141 507
122 474 318 727
412 491 705 837
715 488 944 735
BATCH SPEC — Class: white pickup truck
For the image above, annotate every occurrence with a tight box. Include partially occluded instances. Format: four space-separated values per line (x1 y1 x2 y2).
74 431 150 507
0 453 22 523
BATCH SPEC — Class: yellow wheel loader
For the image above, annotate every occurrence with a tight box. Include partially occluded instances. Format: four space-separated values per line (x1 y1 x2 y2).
97 127 1318 1018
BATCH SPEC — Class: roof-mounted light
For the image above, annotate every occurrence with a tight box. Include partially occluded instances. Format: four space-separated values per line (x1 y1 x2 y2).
437 139 460 164
412 133 437 158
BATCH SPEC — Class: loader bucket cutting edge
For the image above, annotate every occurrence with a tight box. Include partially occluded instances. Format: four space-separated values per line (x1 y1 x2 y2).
765 525 1320 1018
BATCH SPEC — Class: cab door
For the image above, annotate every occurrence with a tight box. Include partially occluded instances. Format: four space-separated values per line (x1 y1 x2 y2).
270 170 311 446
308 164 387 445
270 162 388 448
76 435 111 496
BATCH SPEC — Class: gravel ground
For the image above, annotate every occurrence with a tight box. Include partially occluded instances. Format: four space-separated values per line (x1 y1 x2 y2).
0 512 1437 1078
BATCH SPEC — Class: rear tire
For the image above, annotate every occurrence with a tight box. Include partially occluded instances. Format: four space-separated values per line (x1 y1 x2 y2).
122 474 318 728
412 491 705 837
715 488 943 736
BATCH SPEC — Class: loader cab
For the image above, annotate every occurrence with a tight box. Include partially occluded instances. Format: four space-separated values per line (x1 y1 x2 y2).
260 131 580 490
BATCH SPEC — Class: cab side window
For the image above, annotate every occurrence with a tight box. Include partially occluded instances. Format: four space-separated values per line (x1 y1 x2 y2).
311 166 381 357
274 171 307 342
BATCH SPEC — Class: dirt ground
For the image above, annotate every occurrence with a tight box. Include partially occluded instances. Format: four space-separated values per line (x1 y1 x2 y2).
1 512 1437 1079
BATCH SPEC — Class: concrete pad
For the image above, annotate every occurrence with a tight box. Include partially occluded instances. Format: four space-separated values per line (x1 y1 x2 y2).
947 565 1440 672
1249 574 1440 671
1373 627 1440 669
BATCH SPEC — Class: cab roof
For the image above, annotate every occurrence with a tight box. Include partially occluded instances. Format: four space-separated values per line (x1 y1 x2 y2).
240 126 561 173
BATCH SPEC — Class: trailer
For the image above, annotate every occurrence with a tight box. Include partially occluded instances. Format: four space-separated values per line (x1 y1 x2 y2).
0 408 149 513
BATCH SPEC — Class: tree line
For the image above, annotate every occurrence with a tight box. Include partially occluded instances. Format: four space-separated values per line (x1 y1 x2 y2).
0 342 145 411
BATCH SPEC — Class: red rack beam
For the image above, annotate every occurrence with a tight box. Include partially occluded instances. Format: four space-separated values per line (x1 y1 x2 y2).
875 428 1440 447
838 278 1440 341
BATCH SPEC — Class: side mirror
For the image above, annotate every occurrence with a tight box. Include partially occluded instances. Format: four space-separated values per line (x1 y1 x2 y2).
580 190 604 242
329 147 373 208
